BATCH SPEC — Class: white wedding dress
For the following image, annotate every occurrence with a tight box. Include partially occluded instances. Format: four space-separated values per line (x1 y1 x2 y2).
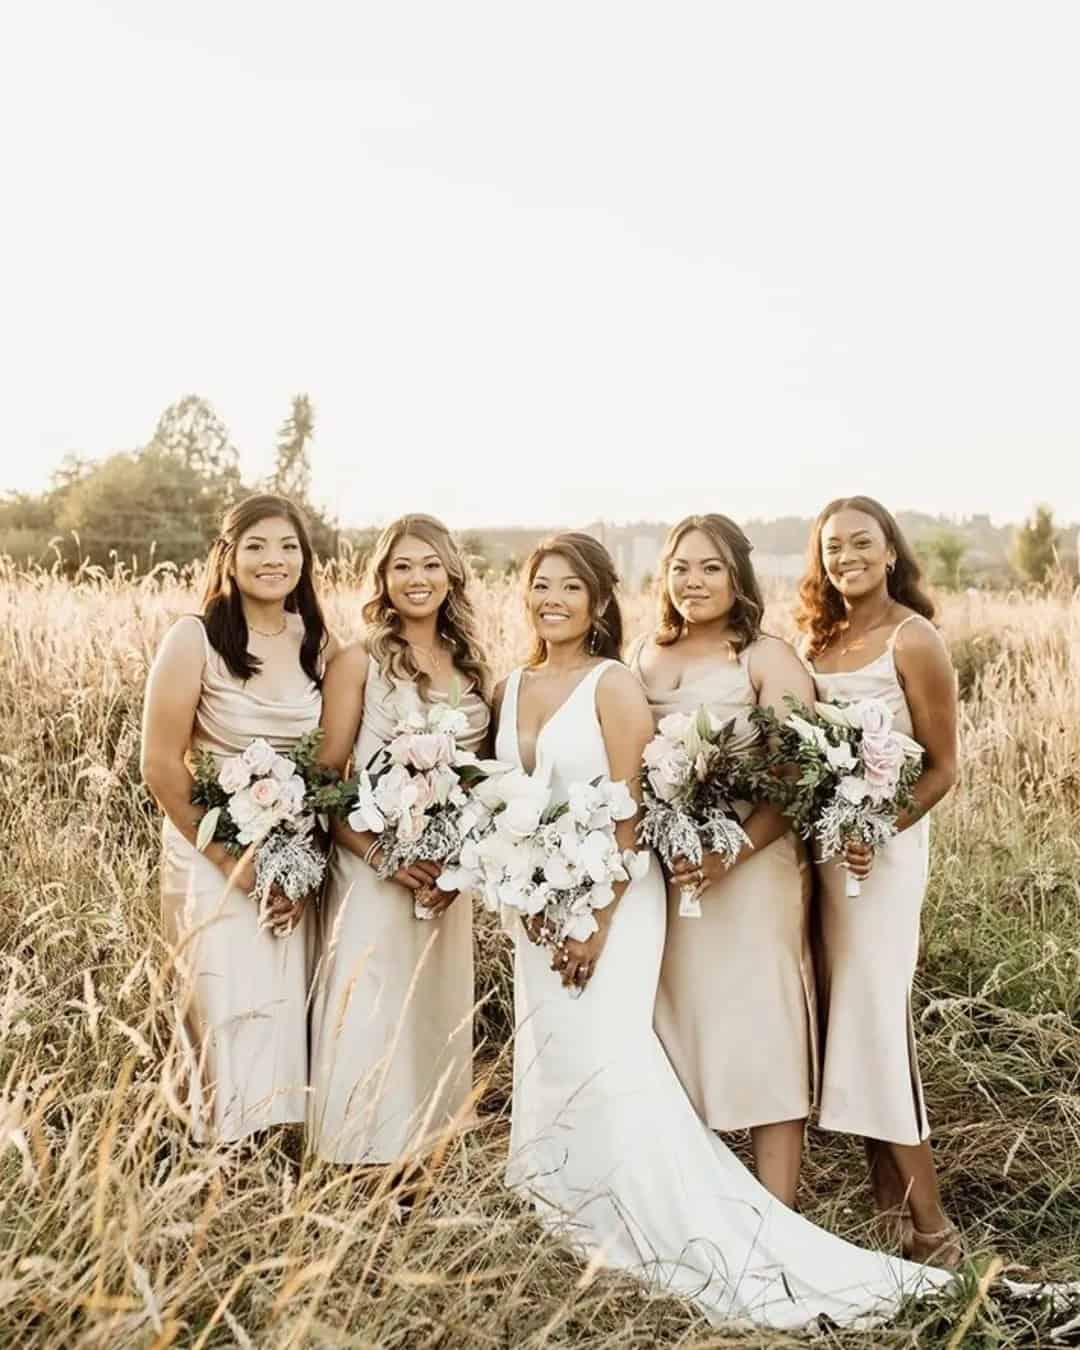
495 660 954 1331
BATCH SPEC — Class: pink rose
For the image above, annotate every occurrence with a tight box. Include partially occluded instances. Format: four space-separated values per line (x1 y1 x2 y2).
411 771 437 813
250 778 282 809
406 733 454 770
852 699 892 737
860 733 906 801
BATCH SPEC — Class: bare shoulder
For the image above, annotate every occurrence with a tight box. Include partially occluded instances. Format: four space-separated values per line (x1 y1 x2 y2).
325 638 370 683
625 632 654 668
597 660 651 713
747 632 804 678
894 613 948 662
157 614 207 667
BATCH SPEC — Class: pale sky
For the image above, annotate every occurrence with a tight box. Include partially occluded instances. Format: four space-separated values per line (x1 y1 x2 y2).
3 1 1078 529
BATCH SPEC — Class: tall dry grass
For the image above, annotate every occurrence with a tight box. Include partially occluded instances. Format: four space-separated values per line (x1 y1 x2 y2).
0 559 1078 1348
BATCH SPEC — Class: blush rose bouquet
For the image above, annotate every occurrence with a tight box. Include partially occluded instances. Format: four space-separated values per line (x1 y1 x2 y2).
752 696 923 896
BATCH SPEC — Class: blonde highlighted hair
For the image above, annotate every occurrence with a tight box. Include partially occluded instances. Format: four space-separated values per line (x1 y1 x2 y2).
654 514 763 655
362 514 491 701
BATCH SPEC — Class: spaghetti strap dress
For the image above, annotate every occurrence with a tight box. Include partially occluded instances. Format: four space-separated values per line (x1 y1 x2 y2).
809 614 931 1144
159 614 319 1143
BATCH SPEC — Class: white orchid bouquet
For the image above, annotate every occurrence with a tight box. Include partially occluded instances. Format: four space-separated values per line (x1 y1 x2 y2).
337 687 503 919
752 696 923 896
442 770 650 991
191 730 327 936
637 707 756 917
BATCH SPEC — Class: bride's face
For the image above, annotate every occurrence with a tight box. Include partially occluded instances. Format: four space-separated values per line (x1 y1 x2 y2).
528 552 594 650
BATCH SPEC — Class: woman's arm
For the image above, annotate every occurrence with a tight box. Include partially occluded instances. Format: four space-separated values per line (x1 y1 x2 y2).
140 618 245 884
892 617 958 828
556 665 654 988
841 617 957 880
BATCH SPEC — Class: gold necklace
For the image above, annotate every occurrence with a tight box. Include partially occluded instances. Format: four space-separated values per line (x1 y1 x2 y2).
249 616 288 638
408 640 444 672
837 601 893 655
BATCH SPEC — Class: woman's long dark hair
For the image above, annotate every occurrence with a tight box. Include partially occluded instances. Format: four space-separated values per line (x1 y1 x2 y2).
654 514 764 655
796 495 935 660
523 532 624 666
200 494 328 685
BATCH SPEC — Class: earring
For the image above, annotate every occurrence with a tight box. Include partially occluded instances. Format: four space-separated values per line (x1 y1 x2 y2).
588 625 600 654
887 560 896 574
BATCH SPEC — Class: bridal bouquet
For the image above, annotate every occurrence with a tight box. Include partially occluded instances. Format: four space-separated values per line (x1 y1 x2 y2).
337 687 504 919
442 771 650 990
752 696 923 896
192 730 328 936
637 707 755 918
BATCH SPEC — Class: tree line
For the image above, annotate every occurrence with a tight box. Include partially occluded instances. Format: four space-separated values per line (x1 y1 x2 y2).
0 395 344 571
0 400 1071 588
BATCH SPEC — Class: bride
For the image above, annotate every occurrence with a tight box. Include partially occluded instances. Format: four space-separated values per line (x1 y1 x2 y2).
491 531 956 1331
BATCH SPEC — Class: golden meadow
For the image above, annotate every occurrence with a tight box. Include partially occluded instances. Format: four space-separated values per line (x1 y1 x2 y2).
0 557 1078 1349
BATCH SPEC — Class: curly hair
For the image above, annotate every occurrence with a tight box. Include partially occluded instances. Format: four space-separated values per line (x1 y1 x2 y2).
361 514 491 702
796 496 936 660
523 532 623 667
200 493 328 685
653 514 764 655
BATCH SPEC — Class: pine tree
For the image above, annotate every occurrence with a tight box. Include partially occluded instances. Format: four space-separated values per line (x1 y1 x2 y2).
270 394 315 505
1010 505 1059 584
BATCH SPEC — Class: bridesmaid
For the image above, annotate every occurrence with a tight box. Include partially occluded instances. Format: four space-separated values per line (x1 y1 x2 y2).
309 514 491 1165
631 514 816 1207
797 495 960 1266
141 494 335 1143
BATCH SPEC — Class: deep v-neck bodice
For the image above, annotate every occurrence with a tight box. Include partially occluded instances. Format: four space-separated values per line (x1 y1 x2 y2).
497 661 615 794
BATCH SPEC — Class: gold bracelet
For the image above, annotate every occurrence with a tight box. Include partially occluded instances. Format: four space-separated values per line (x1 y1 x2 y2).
362 839 382 870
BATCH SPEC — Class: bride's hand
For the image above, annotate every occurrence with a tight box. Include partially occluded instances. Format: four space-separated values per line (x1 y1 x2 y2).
522 913 546 945
551 921 611 991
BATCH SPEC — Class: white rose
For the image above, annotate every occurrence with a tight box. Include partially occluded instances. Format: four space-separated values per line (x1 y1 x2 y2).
657 712 693 742
218 756 251 794
227 787 260 827
269 754 295 782
498 795 546 839
241 739 277 776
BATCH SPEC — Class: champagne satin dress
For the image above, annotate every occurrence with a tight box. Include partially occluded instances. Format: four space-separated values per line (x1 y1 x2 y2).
159 615 319 1144
809 615 931 1144
308 660 490 1164
631 640 817 1130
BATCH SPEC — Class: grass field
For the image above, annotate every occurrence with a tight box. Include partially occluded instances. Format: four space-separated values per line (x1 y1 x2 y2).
1 560 1078 1348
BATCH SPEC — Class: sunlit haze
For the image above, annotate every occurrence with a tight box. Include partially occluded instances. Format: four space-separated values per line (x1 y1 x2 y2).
3 1 1078 527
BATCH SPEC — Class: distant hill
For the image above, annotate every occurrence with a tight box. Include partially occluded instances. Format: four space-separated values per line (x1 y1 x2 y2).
454 513 1080 586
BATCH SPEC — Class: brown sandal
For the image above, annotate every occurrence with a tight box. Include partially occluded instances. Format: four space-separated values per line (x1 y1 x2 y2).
904 1221 964 1270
